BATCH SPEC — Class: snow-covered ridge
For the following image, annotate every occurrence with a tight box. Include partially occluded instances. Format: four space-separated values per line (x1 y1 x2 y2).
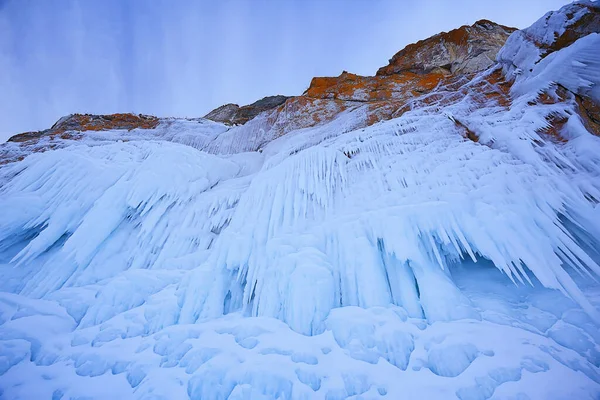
1 2 600 399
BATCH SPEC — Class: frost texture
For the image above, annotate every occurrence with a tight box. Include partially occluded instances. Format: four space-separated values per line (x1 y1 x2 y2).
2 2 600 399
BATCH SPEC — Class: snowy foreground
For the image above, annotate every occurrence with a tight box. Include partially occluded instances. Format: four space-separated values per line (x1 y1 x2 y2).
2 3 600 400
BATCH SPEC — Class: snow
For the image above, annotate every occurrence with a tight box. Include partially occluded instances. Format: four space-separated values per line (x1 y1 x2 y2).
0 267 599 399
1 2 600 399
508 33 600 103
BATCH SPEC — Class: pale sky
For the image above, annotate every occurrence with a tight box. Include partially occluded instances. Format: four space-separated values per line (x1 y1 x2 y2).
0 0 573 141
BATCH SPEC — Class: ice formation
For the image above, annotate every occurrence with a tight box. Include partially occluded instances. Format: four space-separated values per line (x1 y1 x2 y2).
1 2 600 399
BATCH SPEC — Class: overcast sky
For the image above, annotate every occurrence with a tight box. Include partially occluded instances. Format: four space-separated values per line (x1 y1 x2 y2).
0 0 573 141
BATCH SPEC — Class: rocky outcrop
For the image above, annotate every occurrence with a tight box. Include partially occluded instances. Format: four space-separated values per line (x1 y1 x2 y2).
377 20 516 76
0 17 521 163
3 3 599 166
272 20 515 136
305 70 446 102
202 19 516 134
204 95 289 125
8 113 159 143
202 104 240 125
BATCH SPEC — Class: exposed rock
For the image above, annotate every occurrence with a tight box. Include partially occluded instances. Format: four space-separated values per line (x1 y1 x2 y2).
8 113 159 143
2 3 598 168
575 90 600 137
202 104 240 124
204 95 290 125
205 20 516 131
305 70 446 102
547 2 600 53
377 20 516 76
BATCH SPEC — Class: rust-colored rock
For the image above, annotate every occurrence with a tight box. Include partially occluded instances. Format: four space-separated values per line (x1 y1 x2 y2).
305 70 446 102
575 92 600 137
7 113 159 143
2 113 160 165
203 19 517 134
3 7 598 168
377 20 516 76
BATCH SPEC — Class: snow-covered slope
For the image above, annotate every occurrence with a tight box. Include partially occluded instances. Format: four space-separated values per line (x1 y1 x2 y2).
1 2 600 399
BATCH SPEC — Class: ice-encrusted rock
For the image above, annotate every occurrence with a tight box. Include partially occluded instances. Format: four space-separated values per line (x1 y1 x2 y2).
497 0 600 75
7 113 160 143
497 0 600 139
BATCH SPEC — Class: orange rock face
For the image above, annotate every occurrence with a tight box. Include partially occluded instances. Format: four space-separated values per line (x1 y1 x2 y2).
305 71 446 102
3 18 519 162
377 20 516 76
8 113 159 143
199 19 516 136
3 10 599 166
